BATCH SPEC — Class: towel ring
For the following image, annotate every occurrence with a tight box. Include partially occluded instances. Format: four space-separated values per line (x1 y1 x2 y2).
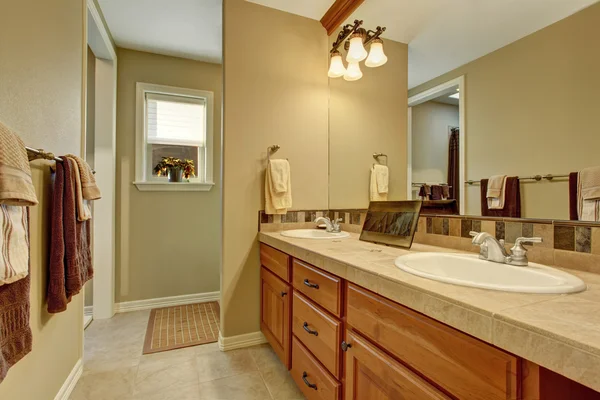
267 145 288 162
373 153 388 166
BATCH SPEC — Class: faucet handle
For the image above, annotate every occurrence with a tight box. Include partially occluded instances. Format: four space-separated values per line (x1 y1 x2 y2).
469 231 479 237
510 237 542 266
515 237 543 245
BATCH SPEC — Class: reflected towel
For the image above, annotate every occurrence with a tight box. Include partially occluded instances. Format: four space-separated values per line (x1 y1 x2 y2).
569 172 579 220
481 177 521 218
0 205 29 286
486 175 507 210
430 185 443 201
418 184 431 200
577 167 600 221
265 160 292 215
370 166 388 201
373 165 388 194
0 122 38 206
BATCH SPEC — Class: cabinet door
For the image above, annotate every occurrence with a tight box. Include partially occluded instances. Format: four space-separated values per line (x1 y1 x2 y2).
344 330 450 400
261 267 291 369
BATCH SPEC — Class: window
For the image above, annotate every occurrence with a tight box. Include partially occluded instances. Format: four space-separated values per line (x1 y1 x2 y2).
134 83 214 191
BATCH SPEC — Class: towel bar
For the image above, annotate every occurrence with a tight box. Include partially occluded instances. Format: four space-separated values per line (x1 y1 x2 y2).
465 174 569 185
26 147 96 174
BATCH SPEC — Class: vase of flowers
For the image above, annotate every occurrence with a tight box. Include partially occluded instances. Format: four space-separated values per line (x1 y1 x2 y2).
153 157 196 183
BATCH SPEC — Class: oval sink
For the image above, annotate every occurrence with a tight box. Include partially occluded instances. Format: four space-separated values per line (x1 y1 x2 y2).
280 229 350 240
395 252 586 294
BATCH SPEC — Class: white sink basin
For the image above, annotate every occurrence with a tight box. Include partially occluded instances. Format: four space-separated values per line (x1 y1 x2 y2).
395 252 586 294
280 229 350 240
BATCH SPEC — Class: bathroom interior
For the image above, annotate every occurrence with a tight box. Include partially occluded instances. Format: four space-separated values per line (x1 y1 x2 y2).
1 0 600 399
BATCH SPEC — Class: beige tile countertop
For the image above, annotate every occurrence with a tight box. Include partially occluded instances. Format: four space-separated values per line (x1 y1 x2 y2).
259 231 600 392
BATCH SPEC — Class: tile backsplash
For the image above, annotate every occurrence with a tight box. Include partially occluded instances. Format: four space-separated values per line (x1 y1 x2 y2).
259 210 600 275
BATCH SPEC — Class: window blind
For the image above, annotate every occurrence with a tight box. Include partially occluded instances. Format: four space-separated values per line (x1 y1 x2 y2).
146 93 206 146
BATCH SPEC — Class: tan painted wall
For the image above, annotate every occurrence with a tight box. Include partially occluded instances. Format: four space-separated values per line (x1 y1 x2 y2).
329 38 409 209
408 2 600 220
411 101 459 198
222 0 329 336
85 46 95 308
115 48 222 303
0 0 84 398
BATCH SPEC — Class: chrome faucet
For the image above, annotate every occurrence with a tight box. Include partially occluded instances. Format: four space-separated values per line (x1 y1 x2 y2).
470 231 542 266
314 217 342 233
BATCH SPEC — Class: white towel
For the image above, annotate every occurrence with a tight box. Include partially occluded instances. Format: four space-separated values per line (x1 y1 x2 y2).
67 158 92 222
578 167 600 221
370 166 388 202
0 205 29 286
265 160 292 215
487 175 507 210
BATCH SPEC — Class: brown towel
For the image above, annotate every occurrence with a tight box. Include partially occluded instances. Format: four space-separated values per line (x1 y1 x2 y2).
65 154 100 200
441 184 450 200
430 185 444 201
418 184 431 199
0 122 38 206
47 158 93 314
481 177 521 218
0 209 32 384
569 172 579 220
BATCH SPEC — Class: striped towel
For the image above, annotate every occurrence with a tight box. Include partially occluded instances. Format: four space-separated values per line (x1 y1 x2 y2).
0 205 29 286
578 167 600 221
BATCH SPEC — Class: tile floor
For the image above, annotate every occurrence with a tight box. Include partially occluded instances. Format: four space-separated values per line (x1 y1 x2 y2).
71 310 305 400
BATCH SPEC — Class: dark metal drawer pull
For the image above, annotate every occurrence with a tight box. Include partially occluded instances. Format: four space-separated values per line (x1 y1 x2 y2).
280 291 287 297
303 322 318 336
303 279 319 289
302 372 317 390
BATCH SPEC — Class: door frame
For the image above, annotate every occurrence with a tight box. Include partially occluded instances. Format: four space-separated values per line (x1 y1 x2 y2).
407 75 466 215
86 0 118 320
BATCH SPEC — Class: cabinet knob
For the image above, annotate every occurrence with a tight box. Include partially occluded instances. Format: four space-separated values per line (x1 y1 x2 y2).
341 341 352 352
280 291 287 297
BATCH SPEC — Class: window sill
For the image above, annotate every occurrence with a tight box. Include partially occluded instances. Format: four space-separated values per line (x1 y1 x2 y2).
133 181 215 192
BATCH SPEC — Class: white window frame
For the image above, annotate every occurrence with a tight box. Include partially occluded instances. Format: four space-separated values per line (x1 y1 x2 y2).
133 82 214 192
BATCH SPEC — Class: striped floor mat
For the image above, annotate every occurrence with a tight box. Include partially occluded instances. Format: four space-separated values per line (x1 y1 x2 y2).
143 302 220 355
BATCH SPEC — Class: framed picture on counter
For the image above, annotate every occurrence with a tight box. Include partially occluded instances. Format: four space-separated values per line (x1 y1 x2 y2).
360 201 422 249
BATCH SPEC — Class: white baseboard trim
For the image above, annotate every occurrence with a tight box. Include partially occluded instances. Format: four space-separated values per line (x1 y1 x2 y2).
54 358 82 400
114 291 220 313
84 305 93 316
218 331 267 351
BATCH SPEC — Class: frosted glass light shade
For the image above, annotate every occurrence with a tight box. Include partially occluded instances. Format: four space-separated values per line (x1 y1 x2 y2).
343 62 363 81
346 35 367 63
328 51 346 78
365 39 388 68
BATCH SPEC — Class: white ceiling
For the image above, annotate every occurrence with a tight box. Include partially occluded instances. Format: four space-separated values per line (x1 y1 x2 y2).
97 0 222 64
248 0 599 88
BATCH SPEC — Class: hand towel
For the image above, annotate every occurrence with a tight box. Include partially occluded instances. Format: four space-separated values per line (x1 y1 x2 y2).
569 172 579 220
418 184 431 200
0 205 29 285
47 158 93 313
577 167 600 222
66 157 92 222
441 184 450 200
268 159 290 194
0 122 38 206
265 160 292 215
65 154 101 200
481 177 521 218
486 175 507 210
370 166 388 202
0 208 31 383
373 165 389 194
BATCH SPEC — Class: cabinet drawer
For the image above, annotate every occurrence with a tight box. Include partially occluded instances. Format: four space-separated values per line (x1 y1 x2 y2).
292 259 342 317
292 291 342 379
260 267 291 369
260 244 290 282
344 329 451 400
346 284 518 400
291 336 340 400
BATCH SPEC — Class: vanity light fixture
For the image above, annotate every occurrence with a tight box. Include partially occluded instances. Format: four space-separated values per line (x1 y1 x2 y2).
328 20 387 82
449 92 460 99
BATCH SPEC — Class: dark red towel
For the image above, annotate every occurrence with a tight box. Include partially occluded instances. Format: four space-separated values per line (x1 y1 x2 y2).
0 209 32 384
480 177 521 218
569 172 578 221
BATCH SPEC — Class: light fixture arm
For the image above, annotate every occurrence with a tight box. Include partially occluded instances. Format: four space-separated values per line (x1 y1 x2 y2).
364 26 386 47
330 19 363 53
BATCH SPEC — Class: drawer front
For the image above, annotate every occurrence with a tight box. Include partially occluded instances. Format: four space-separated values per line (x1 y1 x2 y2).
260 244 290 282
292 259 342 317
344 329 451 400
346 284 518 400
292 291 342 379
260 267 291 369
291 336 341 400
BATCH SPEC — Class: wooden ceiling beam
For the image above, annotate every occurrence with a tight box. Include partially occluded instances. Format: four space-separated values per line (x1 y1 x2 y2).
320 0 366 36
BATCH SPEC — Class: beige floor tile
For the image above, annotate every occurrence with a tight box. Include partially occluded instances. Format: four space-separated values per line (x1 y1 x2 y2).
247 344 281 371
133 382 201 400
260 364 306 400
70 367 136 400
197 372 272 400
196 348 258 383
134 347 199 397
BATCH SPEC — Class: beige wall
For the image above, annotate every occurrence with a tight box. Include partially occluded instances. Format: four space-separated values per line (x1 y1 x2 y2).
329 38 409 209
409 2 600 220
0 0 84 398
85 46 95 308
411 101 459 198
115 48 222 303
223 0 329 336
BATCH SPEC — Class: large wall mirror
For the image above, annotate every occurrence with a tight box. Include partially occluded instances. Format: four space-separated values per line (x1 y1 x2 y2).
328 1 600 223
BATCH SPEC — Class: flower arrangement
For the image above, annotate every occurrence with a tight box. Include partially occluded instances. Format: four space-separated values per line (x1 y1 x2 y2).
153 157 196 182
